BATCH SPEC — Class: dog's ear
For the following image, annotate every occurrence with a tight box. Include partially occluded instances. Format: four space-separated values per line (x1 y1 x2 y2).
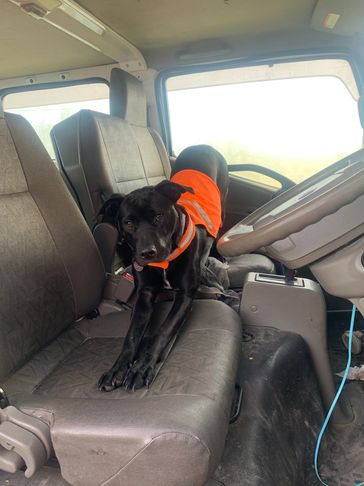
98 194 124 219
155 180 194 204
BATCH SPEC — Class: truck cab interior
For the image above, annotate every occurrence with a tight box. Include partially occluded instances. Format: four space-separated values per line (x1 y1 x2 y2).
0 1 364 485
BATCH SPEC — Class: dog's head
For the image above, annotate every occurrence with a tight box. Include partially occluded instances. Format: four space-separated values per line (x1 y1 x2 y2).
99 181 193 266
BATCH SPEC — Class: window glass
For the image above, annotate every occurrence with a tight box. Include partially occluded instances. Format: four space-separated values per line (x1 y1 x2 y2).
3 82 109 159
166 59 363 188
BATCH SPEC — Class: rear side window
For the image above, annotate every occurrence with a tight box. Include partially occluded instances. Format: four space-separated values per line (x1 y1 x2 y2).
3 82 109 159
166 59 363 188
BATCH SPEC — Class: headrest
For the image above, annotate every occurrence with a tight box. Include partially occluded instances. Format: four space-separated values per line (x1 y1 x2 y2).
109 68 147 127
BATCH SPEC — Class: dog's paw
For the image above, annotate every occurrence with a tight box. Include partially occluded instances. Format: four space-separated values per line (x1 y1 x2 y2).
123 361 156 391
98 365 129 392
98 371 116 392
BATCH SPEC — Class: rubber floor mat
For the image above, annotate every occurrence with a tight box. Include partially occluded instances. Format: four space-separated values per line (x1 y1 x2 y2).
214 326 324 486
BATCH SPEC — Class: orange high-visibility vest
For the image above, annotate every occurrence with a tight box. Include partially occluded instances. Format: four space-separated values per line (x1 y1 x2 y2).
149 169 222 269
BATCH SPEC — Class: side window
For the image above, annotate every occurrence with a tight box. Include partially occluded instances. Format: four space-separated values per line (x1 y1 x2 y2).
166 59 363 188
3 82 109 160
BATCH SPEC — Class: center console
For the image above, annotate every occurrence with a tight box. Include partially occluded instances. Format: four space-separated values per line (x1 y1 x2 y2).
240 272 352 424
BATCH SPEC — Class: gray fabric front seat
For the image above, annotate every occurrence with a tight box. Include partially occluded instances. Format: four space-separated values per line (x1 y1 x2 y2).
0 111 241 485
51 67 275 283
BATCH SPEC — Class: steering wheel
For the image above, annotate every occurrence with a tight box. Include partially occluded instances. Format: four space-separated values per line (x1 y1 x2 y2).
218 150 364 267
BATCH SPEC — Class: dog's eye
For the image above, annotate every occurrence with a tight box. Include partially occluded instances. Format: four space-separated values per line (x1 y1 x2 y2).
124 220 135 230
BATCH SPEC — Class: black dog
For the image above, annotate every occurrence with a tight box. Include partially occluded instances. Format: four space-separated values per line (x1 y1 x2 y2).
98 145 229 391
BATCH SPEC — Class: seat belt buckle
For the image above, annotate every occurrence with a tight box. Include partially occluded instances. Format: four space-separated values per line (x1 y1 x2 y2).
115 271 135 304
0 388 9 410
104 271 135 305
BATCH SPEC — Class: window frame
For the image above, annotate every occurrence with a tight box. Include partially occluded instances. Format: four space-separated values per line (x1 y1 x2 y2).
0 77 109 104
156 48 364 157
1 77 110 160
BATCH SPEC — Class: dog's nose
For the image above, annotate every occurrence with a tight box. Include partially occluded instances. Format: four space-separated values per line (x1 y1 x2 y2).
140 246 157 260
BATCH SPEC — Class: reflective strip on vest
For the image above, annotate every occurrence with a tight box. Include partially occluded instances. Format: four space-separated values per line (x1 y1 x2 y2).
180 199 213 232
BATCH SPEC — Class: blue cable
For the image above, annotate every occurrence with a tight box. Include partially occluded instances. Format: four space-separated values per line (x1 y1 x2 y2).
314 304 364 486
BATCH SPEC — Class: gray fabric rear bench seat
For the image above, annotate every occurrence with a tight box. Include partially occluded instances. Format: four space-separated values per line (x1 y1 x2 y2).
51 67 275 282
0 112 241 486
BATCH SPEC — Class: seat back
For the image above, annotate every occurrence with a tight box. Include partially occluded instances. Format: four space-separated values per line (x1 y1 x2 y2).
51 68 170 228
0 111 105 382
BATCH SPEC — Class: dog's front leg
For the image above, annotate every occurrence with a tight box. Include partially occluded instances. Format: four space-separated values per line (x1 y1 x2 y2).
99 269 162 391
123 289 193 390
124 236 211 390
123 232 210 390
